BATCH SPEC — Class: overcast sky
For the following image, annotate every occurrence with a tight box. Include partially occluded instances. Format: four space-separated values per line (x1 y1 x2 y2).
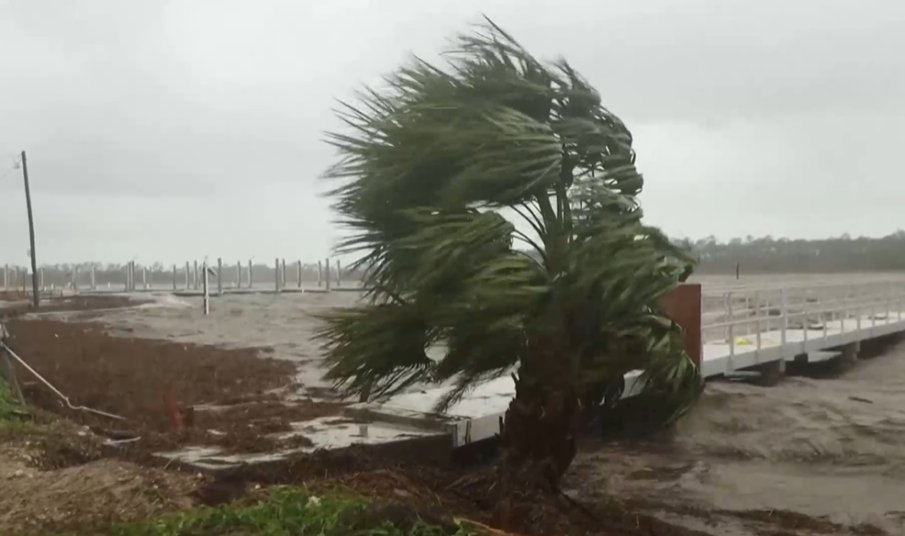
1 0 903 265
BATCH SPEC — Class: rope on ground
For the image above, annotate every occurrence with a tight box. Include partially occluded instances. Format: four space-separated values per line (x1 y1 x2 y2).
0 340 127 421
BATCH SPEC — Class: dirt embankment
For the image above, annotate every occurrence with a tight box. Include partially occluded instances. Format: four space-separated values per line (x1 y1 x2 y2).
0 419 199 534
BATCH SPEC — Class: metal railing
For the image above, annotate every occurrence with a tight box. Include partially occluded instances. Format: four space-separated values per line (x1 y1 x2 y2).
701 282 905 369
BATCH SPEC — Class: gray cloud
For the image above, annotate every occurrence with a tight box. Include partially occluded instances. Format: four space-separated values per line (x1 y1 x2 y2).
2 0 903 264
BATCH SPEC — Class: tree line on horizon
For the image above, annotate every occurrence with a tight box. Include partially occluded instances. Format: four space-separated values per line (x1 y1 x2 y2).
679 230 905 273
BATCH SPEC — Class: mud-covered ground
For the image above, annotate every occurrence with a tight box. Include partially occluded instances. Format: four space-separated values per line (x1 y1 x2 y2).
1 296 341 455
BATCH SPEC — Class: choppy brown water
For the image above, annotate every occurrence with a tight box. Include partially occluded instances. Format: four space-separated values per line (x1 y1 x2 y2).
32 277 905 534
567 338 905 535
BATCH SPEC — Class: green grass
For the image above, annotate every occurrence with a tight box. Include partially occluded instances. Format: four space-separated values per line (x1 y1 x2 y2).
102 487 475 536
0 376 25 422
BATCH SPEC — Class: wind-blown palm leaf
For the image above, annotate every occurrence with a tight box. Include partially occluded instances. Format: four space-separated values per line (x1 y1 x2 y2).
319 18 700 420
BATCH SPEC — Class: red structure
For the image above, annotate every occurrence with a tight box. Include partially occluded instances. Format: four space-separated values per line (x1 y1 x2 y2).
660 283 702 368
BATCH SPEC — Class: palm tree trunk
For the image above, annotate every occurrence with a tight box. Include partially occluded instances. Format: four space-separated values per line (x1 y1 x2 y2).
494 375 579 526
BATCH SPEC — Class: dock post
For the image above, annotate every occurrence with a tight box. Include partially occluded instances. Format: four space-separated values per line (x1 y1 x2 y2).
274 257 280 292
90 266 96 290
281 259 287 289
871 296 876 330
823 303 829 340
779 288 787 374
184 261 190 289
172 265 177 291
726 292 735 373
834 341 860 372
317 260 322 287
297 260 302 288
193 261 199 290
217 258 223 295
236 261 241 289
896 290 902 322
803 299 808 354
336 259 341 288
325 258 331 291
754 290 761 356
248 260 253 288
202 261 210 315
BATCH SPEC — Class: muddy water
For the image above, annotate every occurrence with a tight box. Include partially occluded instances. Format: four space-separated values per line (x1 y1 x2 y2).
567 340 905 535
38 291 364 398
30 276 905 533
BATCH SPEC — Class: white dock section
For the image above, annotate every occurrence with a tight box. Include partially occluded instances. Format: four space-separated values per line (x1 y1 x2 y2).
352 282 905 447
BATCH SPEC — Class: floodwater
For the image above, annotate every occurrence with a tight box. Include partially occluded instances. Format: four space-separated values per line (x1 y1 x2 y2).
567 340 905 534
47 291 363 398
32 273 905 534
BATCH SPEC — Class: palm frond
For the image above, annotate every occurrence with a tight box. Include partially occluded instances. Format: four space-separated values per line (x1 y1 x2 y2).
316 303 435 401
321 18 700 418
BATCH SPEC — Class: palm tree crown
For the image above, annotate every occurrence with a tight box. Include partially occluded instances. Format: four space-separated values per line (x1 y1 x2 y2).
318 19 699 418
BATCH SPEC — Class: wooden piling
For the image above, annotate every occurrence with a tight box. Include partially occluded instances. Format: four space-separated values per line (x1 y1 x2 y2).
217 258 223 295
297 260 302 288
202 261 210 315
185 261 190 290
325 258 331 291
317 260 322 287
274 258 280 292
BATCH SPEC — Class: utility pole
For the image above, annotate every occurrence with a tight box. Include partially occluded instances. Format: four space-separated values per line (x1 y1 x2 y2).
21 151 39 309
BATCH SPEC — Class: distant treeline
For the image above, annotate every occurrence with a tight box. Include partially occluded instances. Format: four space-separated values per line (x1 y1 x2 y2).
678 231 905 274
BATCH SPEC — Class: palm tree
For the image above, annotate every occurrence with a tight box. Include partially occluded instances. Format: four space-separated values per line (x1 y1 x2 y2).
318 19 700 491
